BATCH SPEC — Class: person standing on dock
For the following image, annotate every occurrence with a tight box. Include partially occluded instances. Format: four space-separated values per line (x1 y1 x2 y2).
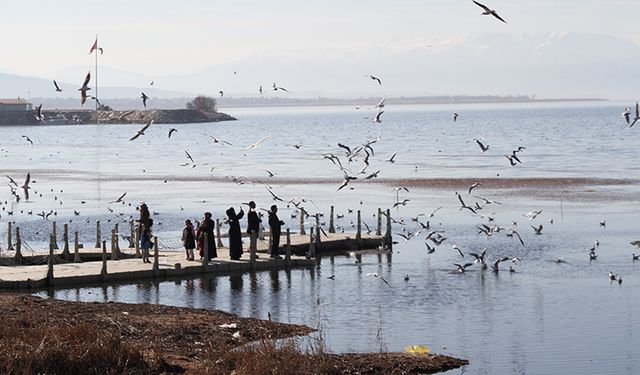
226 207 245 260
268 205 284 259
182 219 196 261
247 201 261 236
140 227 152 263
197 212 217 261
138 202 151 237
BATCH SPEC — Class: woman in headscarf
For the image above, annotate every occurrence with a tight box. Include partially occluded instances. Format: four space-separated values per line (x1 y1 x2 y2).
226 207 244 260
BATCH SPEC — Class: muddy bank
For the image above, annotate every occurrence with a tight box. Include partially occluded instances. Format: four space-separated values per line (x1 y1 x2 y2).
0 294 468 374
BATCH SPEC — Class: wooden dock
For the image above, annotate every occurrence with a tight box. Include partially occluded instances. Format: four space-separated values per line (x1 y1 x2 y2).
0 207 393 289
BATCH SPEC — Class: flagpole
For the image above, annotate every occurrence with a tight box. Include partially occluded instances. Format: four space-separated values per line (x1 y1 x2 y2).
95 34 98 112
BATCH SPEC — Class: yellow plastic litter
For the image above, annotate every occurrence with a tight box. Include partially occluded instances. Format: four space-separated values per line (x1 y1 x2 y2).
404 344 430 354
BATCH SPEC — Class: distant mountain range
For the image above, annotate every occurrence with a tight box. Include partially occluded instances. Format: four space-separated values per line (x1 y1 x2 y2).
1 32 638 103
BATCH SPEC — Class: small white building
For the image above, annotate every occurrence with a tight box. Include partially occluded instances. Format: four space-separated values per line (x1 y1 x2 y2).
0 98 32 111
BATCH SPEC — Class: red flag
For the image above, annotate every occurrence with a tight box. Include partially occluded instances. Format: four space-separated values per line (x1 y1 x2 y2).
89 39 98 54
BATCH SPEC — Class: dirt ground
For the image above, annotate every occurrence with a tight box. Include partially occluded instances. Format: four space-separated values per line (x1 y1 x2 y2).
0 294 468 374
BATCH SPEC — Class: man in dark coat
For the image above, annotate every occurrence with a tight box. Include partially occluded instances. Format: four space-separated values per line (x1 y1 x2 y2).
198 212 216 260
247 201 261 236
268 205 284 259
226 207 244 260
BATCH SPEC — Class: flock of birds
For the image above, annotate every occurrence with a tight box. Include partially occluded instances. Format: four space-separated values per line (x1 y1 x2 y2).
4 0 639 288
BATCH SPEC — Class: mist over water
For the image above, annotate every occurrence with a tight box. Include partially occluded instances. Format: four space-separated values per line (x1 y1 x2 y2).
2 101 639 374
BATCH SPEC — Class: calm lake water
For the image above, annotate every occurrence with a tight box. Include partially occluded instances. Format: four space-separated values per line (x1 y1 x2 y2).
1 101 639 374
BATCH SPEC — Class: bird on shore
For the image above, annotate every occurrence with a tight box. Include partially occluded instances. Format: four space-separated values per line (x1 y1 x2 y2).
53 80 63 92
141 92 149 108
367 75 382 85
129 120 153 141
630 102 640 128
168 128 177 138
474 139 490 152
472 1 507 23
79 71 91 106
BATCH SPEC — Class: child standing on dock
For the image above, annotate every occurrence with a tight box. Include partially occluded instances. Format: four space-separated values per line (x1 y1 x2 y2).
182 219 196 261
141 228 152 263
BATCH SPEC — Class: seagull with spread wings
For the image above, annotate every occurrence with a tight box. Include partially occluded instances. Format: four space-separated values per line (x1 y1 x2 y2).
367 75 382 85
129 120 153 141
245 135 271 150
109 192 127 204
472 1 507 23
53 80 63 92
79 71 91 106
141 92 149 108
630 102 640 128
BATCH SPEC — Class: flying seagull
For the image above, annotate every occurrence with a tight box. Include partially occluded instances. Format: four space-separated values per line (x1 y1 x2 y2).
366 272 390 286
21 135 33 145
468 182 480 194
53 80 63 92
35 104 43 121
141 92 149 108
245 135 271 150
453 111 459 122
373 110 384 123
272 83 289 92
630 102 640 128
109 192 127 204
454 263 474 273
367 75 382 85
185 150 195 164
129 120 153 141
79 71 91 106
219 90 224 97
474 139 490 152
375 96 386 109
472 1 507 23
168 128 177 138
622 108 631 125
266 186 284 202
386 151 397 163
21 172 31 201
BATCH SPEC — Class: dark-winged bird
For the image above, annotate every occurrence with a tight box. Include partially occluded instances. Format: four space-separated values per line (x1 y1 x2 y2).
79 71 91 106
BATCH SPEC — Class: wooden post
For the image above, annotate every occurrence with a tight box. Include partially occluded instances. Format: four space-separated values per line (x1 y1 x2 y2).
376 208 382 236
202 233 209 268
47 233 55 286
100 240 107 280
73 231 81 263
384 208 393 250
129 220 135 248
110 229 119 260
215 219 223 249
14 227 23 264
114 223 121 254
61 223 70 259
134 222 140 257
299 209 306 235
307 230 316 259
314 215 321 248
258 213 265 240
95 220 101 249
7 222 14 251
153 236 159 272
285 228 292 264
356 210 362 241
329 206 336 233
249 230 257 264
52 221 59 249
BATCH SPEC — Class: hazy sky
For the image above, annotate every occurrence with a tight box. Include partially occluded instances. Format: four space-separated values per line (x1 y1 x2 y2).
1 0 638 79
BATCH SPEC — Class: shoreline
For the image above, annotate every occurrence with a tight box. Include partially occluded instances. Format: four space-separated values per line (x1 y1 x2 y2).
0 294 468 374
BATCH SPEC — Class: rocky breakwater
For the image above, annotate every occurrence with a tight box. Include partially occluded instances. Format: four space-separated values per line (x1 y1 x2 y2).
95 109 236 124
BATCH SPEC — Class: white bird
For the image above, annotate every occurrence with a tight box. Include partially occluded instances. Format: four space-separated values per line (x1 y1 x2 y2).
375 96 386 109
373 110 384 123
622 107 631 125
129 120 153 141
366 272 390 286
454 263 474 273
472 1 507 23
524 210 542 220
245 135 271 150
531 224 543 235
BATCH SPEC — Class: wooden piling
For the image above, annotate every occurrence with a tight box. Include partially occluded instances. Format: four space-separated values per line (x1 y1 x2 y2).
299 209 306 235
114 223 121 254
134 222 140 257
202 233 209 268
61 223 70 260
249 230 257 264
285 228 292 264
47 233 54 286
356 210 362 241
153 236 159 273
384 208 392 250
329 206 336 233
308 230 316 259
95 220 101 249
215 219 224 249
376 208 382 236
52 221 59 249
111 229 119 260
73 231 81 263
14 227 23 264
129 220 135 248
100 240 107 280
314 215 321 248
7 222 14 251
